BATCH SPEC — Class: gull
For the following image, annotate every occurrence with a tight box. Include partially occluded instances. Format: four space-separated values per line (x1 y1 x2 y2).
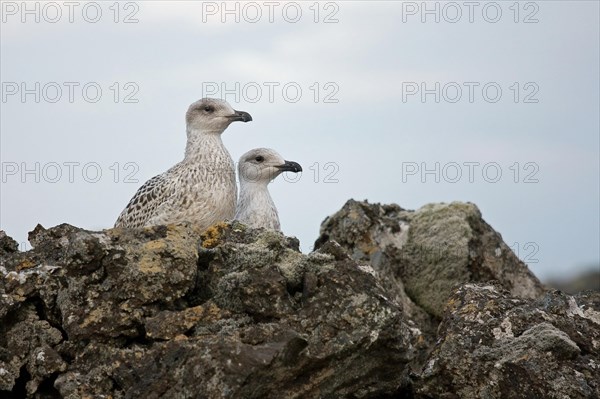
114 98 252 229
235 148 302 230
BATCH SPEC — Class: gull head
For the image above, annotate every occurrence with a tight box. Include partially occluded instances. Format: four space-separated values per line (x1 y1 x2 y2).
186 98 252 133
238 148 302 185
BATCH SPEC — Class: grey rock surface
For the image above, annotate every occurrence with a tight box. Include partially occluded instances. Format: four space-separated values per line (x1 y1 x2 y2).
0 230 19 255
0 199 596 398
415 283 600 398
0 222 416 398
315 200 545 319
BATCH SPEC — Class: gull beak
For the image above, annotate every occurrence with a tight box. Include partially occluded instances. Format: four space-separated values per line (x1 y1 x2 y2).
228 110 253 123
276 160 302 173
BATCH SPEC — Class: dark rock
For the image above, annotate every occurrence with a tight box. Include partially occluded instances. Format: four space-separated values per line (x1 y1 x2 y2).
315 200 545 319
0 230 19 255
414 283 600 398
0 222 416 398
0 199 595 398
314 199 553 384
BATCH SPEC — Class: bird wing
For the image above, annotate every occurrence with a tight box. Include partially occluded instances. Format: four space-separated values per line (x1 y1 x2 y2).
145 163 237 228
114 173 175 228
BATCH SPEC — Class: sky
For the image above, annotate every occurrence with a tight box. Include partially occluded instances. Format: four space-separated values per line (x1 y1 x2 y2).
1 1 598 282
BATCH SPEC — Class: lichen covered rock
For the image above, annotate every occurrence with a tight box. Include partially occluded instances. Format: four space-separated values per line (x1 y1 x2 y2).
0 223 416 398
315 200 545 319
415 283 600 398
0 199 596 398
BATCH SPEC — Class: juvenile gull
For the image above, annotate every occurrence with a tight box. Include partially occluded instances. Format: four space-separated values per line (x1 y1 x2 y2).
235 148 302 230
114 98 252 229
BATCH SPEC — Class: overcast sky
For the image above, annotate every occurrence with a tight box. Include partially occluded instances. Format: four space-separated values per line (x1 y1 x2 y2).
1 1 598 282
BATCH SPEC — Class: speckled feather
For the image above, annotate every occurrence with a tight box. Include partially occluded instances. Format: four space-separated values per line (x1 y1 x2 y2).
114 99 249 230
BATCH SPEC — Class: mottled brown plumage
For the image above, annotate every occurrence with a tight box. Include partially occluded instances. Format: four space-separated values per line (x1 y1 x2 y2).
114 98 252 229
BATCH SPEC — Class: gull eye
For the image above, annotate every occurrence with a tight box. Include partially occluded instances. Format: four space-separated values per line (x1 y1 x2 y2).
255 156 264 163
203 105 214 113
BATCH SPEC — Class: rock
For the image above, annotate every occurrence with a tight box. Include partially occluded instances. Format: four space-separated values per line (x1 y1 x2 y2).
315 200 545 319
414 283 600 398
0 199 596 398
0 230 19 255
0 222 417 398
